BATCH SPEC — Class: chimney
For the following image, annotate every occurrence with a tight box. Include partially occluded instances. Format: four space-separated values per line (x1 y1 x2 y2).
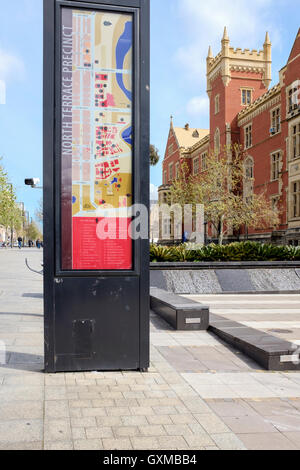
184 123 189 131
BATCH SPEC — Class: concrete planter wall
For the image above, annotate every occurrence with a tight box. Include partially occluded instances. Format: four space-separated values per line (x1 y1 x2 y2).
150 262 300 294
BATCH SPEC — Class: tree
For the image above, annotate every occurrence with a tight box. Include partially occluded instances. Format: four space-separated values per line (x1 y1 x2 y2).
169 145 280 245
150 145 160 166
26 221 41 241
0 158 24 243
35 198 43 223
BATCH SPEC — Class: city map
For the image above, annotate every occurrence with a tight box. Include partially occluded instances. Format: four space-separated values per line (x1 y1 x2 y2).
61 8 133 270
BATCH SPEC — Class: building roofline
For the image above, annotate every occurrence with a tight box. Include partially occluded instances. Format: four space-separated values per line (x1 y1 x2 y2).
237 83 281 121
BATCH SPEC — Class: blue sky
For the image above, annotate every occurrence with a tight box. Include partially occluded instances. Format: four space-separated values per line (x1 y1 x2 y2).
0 0 299 217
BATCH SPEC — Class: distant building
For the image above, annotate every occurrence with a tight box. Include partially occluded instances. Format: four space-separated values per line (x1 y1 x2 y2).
159 27 300 245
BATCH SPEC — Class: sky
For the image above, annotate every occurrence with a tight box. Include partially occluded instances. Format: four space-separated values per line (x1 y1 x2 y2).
0 0 299 217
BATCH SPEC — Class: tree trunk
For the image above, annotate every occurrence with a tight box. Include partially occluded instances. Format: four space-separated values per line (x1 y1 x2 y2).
218 216 225 246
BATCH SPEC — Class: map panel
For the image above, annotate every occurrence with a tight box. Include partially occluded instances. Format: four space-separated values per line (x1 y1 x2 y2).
61 8 133 270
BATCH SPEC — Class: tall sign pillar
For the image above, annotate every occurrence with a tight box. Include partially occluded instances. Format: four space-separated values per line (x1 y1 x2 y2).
43 0 150 372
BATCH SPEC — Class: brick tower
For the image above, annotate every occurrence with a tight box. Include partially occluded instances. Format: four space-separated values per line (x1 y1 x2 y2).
206 28 272 153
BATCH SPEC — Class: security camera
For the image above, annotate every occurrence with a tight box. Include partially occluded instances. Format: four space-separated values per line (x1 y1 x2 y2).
25 178 40 188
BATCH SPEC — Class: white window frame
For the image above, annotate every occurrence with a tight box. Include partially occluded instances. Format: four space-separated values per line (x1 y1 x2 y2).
270 151 281 181
193 157 200 175
290 118 300 161
287 84 299 117
241 88 253 106
244 123 253 150
201 152 208 171
291 181 300 219
270 106 281 135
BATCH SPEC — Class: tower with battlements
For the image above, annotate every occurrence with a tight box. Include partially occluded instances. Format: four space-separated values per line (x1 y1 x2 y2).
206 28 272 152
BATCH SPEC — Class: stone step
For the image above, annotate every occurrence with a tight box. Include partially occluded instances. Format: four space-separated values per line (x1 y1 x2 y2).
150 288 209 331
209 314 300 371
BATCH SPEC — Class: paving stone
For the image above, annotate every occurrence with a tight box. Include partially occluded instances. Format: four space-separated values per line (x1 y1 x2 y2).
69 408 82 418
194 414 230 434
147 415 173 425
264 414 300 432
184 434 215 448
4 374 44 386
206 399 259 418
82 407 107 417
282 432 300 448
69 400 92 409
114 399 139 407
44 418 72 442
0 419 43 443
121 416 148 426
102 438 132 450
0 401 43 420
130 407 154 416
164 424 193 436
96 416 123 427
0 386 44 402
72 427 86 440
45 400 69 419
184 398 213 414
139 425 166 437
44 441 74 450
188 423 207 434
74 439 103 450
238 433 298 450
71 417 96 428
211 433 247 450
155 436 189 450
153 406 178 416
170 414 198 425
45 386 67 400
92 399 114 407
106 407 131 417
113 426 140 438
131 437 159 450
222 415 279 434
86 427 114 439
246 398 300 417
0 441 43 450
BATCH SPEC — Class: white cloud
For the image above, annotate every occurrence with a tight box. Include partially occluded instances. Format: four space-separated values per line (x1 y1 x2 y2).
187 95 209 117
150 183 159 201
174 0 277 84
0 48 25 82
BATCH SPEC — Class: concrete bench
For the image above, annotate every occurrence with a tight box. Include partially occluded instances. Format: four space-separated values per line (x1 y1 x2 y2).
209 314 300 371
150 288 209 331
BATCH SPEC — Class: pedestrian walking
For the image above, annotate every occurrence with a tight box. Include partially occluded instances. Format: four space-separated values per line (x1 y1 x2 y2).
18 236 22 250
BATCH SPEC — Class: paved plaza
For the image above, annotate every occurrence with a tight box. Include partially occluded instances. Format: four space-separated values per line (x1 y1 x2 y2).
1 250 300 450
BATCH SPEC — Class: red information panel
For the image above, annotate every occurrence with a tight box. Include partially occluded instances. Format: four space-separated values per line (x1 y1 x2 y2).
61 8 133 270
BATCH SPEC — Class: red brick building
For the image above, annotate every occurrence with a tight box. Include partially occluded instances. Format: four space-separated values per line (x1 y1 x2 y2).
158 28 300 245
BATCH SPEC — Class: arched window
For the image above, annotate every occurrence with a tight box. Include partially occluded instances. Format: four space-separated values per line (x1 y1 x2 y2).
245 156 254 179
214 128 220 155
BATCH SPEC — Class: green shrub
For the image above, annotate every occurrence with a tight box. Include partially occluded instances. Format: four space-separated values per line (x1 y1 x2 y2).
149 242 300 263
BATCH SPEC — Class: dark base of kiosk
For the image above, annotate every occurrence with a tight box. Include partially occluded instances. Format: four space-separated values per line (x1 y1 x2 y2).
45 277 149 373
